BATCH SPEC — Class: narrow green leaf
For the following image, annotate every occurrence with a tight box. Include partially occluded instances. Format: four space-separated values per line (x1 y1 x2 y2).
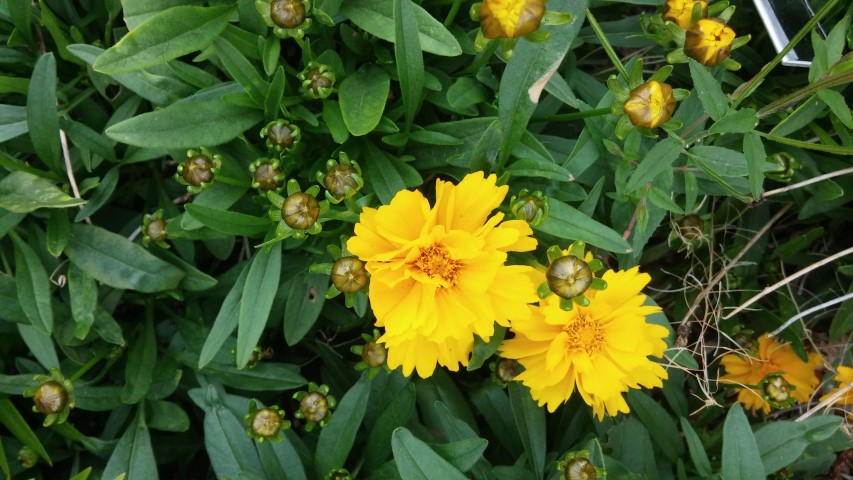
67 264 97 339
185 204 270 237
102 408 160 480
817 88 853 129
215 37 268 108
201 362 306 391
392 428 467 480
265 66 285 122
508 383 545 480
743 132 766 201
122 0 207 30
46 209 69 257
258 431 308 480
204 399 263 479
8 0 34 44
363 141 410 204
755 416 841 474
0 438 8 480
10 232 54 334
147 400 190 432
65 224 186 293
506 157 574 183
680 417 711 477
94 5 234 73
365 382 417 472
149 248 218 292
470 384 523 457
105 100 262 149
199 263 250 368
0 397 52 465
315 376 371 476
75 166 119 222
467 325 506 371
27 53 61 172
0 171 86 213
0 104 28 143
237 246 281 368
339 65 390 136
122 314 157 404
394 0 424 130
534 199 632 253
430 438 488 473
340 0 461 56
17 324 59 370
68 467 93 480
688 146 750 177
625 136 684 192
721 403 766 480
283 273 328 346
322 100 349 144
709 108 758 134
626 390 684 463
688 58 728 121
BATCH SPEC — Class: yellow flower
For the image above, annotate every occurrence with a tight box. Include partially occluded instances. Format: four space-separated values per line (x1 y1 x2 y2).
662 0 707 29
819 366 853 406
348 172 538 378
480 0 545 39
685 18 736 67
719 334 823 415
623 80 676 129
500 265 669 419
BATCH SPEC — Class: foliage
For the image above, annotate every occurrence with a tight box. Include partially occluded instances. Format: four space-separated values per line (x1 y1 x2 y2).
1 0 852 479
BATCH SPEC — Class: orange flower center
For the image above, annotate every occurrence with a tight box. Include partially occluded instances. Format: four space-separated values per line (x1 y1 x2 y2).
415 244 462 287
564 315 605 355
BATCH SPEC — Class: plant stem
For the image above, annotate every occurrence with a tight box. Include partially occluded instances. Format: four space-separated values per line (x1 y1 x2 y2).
757 132 853 155
457 40 498 76
69 350 107 383
530 107 611 122
443 0 463 27
757 70 853 118
584 9 631 84
731 0 841 109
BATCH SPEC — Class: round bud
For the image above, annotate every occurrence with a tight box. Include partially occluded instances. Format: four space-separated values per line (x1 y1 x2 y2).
33 380 68 415
251 407 284 438
361 341 387 368
182 155 215 186
763 375 791 404
563 457 597 480
145 218 167 243
282 192 320 230
299 392 329 423
623 80 676 129
676 215 704 242
17 446 37 469
254 163 284 192
265 122 300 151
331 256 367 293
496 358 520 383
546 255 593 300
685 18 736 67
323 165 361 200
662 0 708 29
270 0 306 29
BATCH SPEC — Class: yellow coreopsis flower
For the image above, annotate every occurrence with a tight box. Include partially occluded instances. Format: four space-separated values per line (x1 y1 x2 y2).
819 366 853 406
348 172 538 378
662 0 707 29
480 0 545 39
623 80 677 129
719 334 823 415
684 18 736 66
500 266 669 419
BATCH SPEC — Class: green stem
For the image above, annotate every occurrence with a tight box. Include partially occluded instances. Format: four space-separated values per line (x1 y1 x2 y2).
69 350 107 383
443 0 463 28
531 107 612 122
731 0 841 109
457 40 498 76
757 70 853 118
584 9 631 84
757 132 853 155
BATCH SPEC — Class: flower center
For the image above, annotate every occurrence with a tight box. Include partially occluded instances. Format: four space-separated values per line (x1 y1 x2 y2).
415 244 461 286
564 315 605 355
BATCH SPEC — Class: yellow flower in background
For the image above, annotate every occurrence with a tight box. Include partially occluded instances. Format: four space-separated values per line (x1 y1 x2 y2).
719 334 823 414
820 366 853 406
500 266 669 419
684 18 736 66
623 80 677 129
348 172 538 378
480 0 545 39
662 0 707 29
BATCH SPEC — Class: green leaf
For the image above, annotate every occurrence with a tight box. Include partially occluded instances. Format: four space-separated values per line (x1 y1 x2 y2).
27 53 61 172
680 417 711 477
322 100 350 144
46 209 70 257
75 166 119 222
688 58 728 121
316 376 371 476
497 0 586 165
10 232 54 334
121 0 207 30
394 0 424 130
625 136 684 192
147 400 190 432
68 467 93 480
102 408 159 480
392 427 467 480
200 362 306 391
340 0 461 56
283 273 328 346
237 246 281 368
365 381 417 472
721 403 766 480
743 132 766 201
829 281 853 339
122 315 157 404
94 5 234 73
65 224 186 293
17 324 59 370
195 386 263 479
709 108 758 134
67 264 97 339
149 248 218 292
467 325 505 371
755 416 841 474
508 383 545 480
185 204 270 237
506 157 574 183
215 37 269 108
0 397 52 465
430 438 488 473
817 88 853 129
363 141 419 204
688 146 749 177
626 390 684 463
0 104 28 143
470 384 523 457
0 171 86 213
105 100 262 149
199 263 249 369
265 66 285 121
339 65 390 136
534 199 632 253
258 431 308 480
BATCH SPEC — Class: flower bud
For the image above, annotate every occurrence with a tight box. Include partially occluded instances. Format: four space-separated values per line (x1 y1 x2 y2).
663 0 707 29
325 468 353 480
299 392 329 423
299 63 336 99
282 192 320 230
676 214 704 242
563 457 597 480
685 18 735 67
33 380 68 415
765 152 800 182
176 148 221 193
361 341 387 368
250 158 286 192
262 120 301 152
331 256 368 293
146 219 167 243
546 255 593 300
496 358 520 383
17 446 38 469
270 0 306 29
251 407 285 438
324 164 362 200
623 80 676 129
142 209 168 248
763 375 791 404
510 190 549 226
480 0 545 39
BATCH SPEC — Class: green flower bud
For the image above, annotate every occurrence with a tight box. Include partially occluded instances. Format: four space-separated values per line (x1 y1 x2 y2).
17 446 38 469
261 120 301 152
244 400 290 442
546 255 593 300
293 383 336 430
331 256 368 293
361 341 387 368
496 358 521 384
270 0 306 28
510 189 549 226
623 80 676 129
685 18 735 67
175 148 221 194
250 158 286 193
299 62 336 99
142 209 169 248
563 457 597 480
33 380 68 415
282 192 320 230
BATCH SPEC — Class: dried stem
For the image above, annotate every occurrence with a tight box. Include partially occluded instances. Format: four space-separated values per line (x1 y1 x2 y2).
764 166 853 198
60 129 92 225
